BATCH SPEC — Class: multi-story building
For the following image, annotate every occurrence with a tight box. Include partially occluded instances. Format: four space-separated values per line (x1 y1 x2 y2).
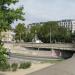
27 22 44 29
27 19 75 33
58 19 75 33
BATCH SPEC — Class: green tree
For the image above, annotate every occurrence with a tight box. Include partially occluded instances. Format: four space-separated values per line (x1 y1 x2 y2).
37 21 72 43
55 26 72 43
71 31 75 43
15 23 26 42
0 45 8 71
0 0 25 69
23 32 33 42
24 24 41 42
0 0 24 33
38 21 58 43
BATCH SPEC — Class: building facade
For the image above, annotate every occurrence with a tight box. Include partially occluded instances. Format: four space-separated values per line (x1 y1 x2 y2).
27 19 75 33
58 19 75 33
1 30 15 43
27 22 44 29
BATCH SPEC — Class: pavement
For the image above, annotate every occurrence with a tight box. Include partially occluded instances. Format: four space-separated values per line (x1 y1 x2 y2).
0 63 52 75
27 55 75 75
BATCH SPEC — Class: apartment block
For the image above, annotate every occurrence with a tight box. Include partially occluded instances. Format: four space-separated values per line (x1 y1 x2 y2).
58 19 75 33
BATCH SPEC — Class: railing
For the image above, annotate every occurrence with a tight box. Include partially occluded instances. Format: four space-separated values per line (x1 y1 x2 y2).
15 43 75 51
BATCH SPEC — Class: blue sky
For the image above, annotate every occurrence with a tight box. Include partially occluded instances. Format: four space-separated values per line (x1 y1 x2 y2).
12 0 75 26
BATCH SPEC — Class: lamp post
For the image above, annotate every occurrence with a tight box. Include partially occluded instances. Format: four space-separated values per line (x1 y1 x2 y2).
34 30 36 42
20 33 21 43
50 27 51 43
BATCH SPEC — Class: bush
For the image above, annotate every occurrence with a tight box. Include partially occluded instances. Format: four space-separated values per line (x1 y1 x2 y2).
11 63 18 71
0 62 31 72
5 63 11 71
19 62 31 69
0 63 10 71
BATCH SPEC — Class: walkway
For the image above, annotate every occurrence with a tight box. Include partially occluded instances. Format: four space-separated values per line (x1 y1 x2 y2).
27 55 75 75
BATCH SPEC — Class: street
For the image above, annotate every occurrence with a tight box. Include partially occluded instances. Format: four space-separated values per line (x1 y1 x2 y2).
8 53 61 63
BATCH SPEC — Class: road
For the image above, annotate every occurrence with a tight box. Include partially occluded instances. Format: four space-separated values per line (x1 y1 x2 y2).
27 55 75 75
8 53 61 63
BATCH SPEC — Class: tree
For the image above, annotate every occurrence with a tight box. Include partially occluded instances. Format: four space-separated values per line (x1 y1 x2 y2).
15 23 26 42
0 0 25 69
37 21 72 43
31 25 41 39
56 27 72 43
71 31 75 43
23 32 33 42
0 45 7 70
0 0 24 33
38 21 58 43
24 24 41 42
0 0 25 43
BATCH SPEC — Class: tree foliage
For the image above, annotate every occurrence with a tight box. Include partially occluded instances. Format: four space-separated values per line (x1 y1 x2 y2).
0 0 24 32
0 45 7 62
0 0 25 69
25 24 41 42
55 27 71 43
38 21 58 43
30 25 41 39
15 23 26 42
36 21 72 43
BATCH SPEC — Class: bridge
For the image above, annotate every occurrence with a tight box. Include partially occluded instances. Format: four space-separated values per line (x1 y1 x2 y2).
4 43 75 59
16 43 75 59
17 43 75 51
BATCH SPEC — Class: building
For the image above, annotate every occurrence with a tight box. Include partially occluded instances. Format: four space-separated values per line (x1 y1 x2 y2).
27 19 75 33
1 30 15 43
27 22 44 29
58 19 75 33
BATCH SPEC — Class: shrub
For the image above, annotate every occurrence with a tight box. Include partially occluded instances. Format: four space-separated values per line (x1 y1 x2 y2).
5 63 11 71
11 63 18 71
0 63 10 71
0 45 8 71
19 62 31 69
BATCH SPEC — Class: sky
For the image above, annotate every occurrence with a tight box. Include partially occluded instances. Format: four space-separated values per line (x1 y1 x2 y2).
12 0 75 26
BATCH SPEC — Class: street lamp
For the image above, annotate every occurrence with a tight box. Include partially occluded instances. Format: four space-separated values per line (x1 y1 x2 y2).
50 27 51 43
34 30 36 42
20 33 21 43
